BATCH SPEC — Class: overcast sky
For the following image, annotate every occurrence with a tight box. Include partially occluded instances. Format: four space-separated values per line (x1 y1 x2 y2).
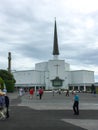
1 0 98 81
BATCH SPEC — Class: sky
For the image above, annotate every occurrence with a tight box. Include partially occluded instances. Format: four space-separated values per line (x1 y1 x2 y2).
1 0 98 81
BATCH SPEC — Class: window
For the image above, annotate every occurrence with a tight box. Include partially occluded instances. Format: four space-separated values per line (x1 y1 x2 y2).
52 77 63 87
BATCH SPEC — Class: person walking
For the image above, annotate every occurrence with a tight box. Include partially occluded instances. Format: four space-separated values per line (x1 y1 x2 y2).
4 93 10 118
38 88 43 100
66 89 69 96
73 92 79 115
29 88 34 99
19 88 24 96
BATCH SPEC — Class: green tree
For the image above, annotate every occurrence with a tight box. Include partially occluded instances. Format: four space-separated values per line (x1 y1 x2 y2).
0 69 16 92
0 77 4 89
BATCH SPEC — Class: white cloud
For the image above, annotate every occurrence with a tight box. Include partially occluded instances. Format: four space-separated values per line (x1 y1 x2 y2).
63 0 98 13
85 18 95 29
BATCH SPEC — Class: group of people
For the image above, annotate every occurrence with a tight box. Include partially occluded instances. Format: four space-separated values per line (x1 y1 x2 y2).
0 90 9 119
29 88 44 100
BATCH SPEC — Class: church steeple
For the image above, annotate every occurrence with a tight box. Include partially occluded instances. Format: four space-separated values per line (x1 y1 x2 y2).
53 18 59 59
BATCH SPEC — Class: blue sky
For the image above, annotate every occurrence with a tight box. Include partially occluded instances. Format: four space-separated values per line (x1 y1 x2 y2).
1 0 98 81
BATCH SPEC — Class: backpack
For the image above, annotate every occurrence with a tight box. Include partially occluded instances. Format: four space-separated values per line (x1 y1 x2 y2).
0 96 5 106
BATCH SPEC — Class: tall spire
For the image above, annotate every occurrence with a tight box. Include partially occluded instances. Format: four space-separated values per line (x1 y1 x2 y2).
53 18 59 58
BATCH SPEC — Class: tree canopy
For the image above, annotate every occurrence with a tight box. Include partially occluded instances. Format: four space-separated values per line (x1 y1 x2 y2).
0 69 15 92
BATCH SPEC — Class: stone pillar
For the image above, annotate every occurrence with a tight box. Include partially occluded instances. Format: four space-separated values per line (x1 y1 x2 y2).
84 84 86 92
35 86 36 92
8 52 11 73
78 86 80 91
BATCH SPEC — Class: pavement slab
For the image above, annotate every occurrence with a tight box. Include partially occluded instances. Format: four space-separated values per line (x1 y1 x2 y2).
62 119 98 130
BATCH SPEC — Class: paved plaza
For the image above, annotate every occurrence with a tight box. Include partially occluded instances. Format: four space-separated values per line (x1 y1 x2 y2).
0 91 98 130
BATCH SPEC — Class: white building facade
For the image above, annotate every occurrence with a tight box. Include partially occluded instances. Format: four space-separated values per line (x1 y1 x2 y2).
13 20 95 91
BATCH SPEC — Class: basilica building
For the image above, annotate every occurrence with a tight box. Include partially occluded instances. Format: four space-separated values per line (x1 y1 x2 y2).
13 20 94 91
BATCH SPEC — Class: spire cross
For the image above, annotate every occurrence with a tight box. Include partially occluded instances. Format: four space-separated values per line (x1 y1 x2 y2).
54 64 60 76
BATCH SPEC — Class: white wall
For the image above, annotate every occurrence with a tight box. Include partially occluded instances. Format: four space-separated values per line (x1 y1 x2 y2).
65 62 70 71
35 62 48 71
69 70 94 84
63 71 70 88
13 70 45 85
48 60 67 80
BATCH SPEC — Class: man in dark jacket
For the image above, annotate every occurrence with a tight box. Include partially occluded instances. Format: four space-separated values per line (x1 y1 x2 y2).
4 93 9 118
